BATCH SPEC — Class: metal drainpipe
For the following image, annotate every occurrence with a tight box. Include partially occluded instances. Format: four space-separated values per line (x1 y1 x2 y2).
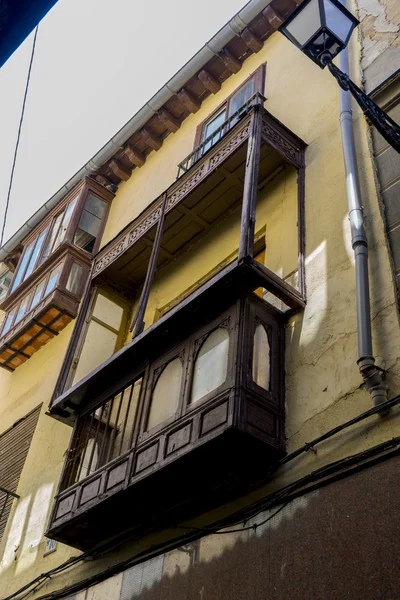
338 14 387 406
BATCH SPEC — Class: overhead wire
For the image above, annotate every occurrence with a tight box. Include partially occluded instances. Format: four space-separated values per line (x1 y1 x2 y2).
4 394 400 600
0 26 39 248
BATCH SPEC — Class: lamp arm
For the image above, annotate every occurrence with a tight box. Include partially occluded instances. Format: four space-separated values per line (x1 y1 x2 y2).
324 57 400 154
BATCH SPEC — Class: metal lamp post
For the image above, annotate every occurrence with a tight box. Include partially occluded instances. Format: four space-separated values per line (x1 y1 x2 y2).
279 0 400 152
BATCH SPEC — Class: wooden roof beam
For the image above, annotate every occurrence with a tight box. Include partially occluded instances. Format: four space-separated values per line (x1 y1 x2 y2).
141 127 162 151
263 6 284 29
124 145 145 167
158 108 180 133
198 69 221 94
108 160 131 181
219 48 242 74
241 28 263 53
177 88 201 114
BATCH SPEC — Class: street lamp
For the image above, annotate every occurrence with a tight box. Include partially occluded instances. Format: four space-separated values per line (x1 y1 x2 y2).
279 0 400 153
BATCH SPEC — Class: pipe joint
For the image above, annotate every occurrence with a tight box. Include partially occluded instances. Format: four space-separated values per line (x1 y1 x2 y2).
357 357 388 407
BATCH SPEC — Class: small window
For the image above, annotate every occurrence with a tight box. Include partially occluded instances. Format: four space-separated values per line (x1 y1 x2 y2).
10 240 35 293
0 270 12 303
23 228 48 281
74 193 107 253
14 293 32 325
202 108 227 154
44 264 62 297
252 324 270 390
147 358 183 430
30 280 46 310
66 262 84 295
190 327 229 403
2 307 17 336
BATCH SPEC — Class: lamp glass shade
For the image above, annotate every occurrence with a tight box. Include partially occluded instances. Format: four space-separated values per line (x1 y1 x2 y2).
285 0 322 46
323 0 355 43
279 0 359 67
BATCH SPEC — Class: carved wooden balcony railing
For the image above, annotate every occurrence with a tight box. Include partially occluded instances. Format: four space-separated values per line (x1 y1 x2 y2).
91 102 306 309
47 275 285 550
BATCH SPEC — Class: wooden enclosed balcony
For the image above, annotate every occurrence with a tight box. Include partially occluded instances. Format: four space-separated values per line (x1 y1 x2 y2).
0 179 113 371
48 268 285 550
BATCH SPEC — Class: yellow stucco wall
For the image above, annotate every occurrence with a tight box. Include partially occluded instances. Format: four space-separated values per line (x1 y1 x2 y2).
1 19 400 598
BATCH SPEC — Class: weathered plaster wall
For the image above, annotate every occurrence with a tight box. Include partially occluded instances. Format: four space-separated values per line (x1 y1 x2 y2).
355 0 400 90
1 24 400 600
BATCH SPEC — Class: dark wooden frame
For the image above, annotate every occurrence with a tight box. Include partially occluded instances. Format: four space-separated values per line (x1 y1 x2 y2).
193 64 266 149
47 291 285 550
3 178 113 309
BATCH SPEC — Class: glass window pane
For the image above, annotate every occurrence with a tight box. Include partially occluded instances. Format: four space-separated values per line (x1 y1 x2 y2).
324 0 353 43
10 241 35 293
92 293 124 330
44 265 62 297
40 211 64 265
30 280 46 310
72 321 118 385
23 227 48 282
190 328 229 404
15 293 32 325
285 0 321 46
252 324 270 390
53 196 78 252
0 270 13 303
66 262 83 295
202 109 227 153
229 79 254 122
2 307 17 336
74 194 107 253
147 358 183 430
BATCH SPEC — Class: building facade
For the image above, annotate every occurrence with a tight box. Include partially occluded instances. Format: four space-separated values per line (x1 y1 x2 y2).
1 0 400 598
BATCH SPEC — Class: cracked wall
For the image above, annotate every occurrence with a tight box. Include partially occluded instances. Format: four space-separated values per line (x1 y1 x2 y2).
356 0 400 90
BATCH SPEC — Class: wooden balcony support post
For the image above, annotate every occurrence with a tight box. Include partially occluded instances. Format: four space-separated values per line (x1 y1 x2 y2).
131 193 168 338
238 106 263 263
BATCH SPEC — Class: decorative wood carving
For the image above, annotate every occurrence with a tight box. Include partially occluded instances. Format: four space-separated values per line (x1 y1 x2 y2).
158 109 180 133
261 115 303 168
198 70 221 94
124 145 145 168
141 127 162 151
241 28 263 53
219 49 242 74
263 6 284 29
177 89 201 113
93 116 252 279
108 160 130 181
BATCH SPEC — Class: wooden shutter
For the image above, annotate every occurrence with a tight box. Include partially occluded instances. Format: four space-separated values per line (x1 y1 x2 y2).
0 405 41 541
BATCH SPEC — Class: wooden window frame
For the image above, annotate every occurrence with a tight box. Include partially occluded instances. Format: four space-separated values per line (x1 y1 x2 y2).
64 286 130 391
5 180 112 303
138 305 237 444
193 63 266 149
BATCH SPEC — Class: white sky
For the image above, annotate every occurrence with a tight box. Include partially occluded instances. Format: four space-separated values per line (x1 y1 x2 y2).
0 0 246 245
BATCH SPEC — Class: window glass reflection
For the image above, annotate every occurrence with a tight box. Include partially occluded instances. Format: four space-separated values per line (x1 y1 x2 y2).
252 324 270 390
147 358 182 430
190 328 229 403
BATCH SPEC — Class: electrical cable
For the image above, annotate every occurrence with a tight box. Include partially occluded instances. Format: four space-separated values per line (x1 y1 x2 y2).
3 394 400 600
0 26 39 248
